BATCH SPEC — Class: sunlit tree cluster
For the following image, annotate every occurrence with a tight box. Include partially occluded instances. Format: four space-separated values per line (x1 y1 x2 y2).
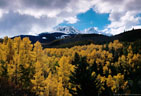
0 37 140 96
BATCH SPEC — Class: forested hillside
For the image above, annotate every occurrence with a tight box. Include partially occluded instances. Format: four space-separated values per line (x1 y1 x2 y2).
0 37 141 96
10 29 141 48
45 29 141 48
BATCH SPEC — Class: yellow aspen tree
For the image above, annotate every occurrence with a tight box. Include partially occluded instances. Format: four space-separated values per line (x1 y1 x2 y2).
18 37 34 89
64 88 72 96
44 73 59 96
56 56 73 96
108 42 113 50
34 41 43 62
13 37 22 85
31 61 45 96
3 36 8 45
106 74 128 94
113 73 128 93
44 72 52 96
19 37 33 67
34 41 49 78
6 38 15 81
1 38 14 79
0 39 8 77
56 77 64 96
113 40 123 50
97 74 106 94
0 43 2 76
106 75 115 88
31 41 47 95
56 56 74 87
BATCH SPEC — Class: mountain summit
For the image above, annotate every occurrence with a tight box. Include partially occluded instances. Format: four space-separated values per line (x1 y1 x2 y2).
84 27 99 34
52 26 112 36
84 27 112 36
54 26 80 34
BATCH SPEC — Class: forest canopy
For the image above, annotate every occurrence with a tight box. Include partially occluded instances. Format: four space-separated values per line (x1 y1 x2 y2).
0 37 141 96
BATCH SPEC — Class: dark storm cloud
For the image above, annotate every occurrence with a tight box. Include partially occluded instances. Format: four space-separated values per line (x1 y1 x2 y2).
21 0 71 9
0 0 71 9
0 11 58 37
125 0 141 12
0 0 8 7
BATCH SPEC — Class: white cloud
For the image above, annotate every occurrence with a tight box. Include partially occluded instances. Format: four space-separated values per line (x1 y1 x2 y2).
93 0 141 35
0 11 61 37
64 17 78 24
0 9 8 18
0 0 141 37
133 25 141 29
0 9 3 18
0 0 96 37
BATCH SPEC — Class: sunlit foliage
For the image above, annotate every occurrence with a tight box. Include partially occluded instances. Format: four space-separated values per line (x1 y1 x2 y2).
0 37 140 96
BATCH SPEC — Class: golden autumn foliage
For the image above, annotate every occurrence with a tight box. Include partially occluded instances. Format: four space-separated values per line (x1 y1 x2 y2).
0 37 140 96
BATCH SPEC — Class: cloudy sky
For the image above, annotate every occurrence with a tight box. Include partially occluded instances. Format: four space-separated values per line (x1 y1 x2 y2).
0 0 141 37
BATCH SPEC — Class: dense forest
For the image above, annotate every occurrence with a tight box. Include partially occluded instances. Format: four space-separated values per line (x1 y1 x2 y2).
0 36 141 96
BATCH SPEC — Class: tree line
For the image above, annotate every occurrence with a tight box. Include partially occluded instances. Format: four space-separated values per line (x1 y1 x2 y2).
0 36 141 96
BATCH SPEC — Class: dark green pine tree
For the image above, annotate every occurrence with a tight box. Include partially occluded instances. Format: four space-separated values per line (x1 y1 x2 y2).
69 52 99 96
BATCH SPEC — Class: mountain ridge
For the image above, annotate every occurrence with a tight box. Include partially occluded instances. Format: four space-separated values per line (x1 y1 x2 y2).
9 28 141 48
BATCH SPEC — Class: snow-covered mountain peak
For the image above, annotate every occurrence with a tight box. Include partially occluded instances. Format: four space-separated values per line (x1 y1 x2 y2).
83 27 112 36
53 26 112 36
54 26 80 34
84 27 100 34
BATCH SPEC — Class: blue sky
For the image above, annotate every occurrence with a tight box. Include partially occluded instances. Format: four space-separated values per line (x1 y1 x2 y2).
59 9 111 31
0 0 141 37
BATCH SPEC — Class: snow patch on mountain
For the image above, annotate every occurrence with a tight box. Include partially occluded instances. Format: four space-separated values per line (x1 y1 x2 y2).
54 26 80 34
83 27 100 34
83 27 112 36
52 26 112 36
